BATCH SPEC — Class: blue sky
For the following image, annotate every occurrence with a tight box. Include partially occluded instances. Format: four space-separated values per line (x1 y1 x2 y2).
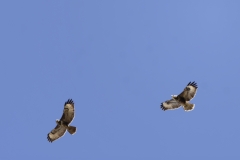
1 0 240 159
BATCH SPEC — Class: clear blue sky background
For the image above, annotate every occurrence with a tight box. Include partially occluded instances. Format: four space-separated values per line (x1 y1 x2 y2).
1 0 240 159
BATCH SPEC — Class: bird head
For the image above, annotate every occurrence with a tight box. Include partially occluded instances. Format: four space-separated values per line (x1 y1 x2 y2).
55 119 61 125
171 95 178 99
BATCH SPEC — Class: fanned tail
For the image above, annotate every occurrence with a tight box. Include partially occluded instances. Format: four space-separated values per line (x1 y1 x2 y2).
67 126 77 135
183 102 195 111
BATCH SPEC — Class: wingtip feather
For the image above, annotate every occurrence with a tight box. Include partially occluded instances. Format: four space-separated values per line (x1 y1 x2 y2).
187 81 198 88
65 99 74 105
47 134 53 143
160 103 167 111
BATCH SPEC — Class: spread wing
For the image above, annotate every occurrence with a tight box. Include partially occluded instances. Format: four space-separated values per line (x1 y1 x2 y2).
178 81 198 101
60 99 75 125
47 124 67 143
160 99 181 111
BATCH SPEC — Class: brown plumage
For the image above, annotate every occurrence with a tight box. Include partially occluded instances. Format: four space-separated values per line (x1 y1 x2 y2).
160 81 198 111
47 99 77 143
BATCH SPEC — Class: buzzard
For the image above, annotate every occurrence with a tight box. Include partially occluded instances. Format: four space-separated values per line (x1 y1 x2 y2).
160 81 198 111
47 99 77 142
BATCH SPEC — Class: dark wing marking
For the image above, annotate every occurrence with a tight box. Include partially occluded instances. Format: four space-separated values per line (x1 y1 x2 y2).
178 81 198 101
160 99 181 111
60 99 75 125
47 124 67 143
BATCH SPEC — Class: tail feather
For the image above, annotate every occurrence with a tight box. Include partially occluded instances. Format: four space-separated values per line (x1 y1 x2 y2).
67 126 77 135
183 102 195 111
